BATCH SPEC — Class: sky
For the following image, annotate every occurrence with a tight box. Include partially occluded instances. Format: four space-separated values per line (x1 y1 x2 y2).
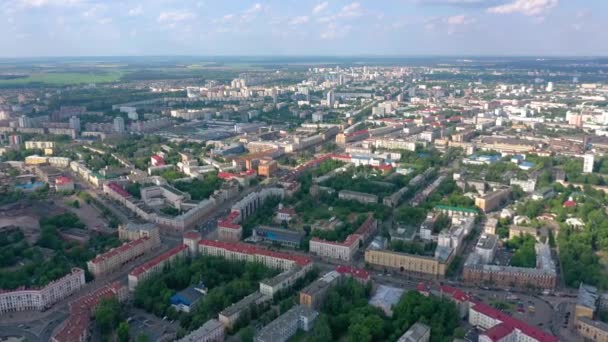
0 0 607 57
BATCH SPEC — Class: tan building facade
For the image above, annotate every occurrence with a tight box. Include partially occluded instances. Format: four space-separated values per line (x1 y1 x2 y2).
365 249 448 277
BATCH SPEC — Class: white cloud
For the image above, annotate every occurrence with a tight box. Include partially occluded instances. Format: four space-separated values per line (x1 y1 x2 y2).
289 16 309 26
318 2 364 23
312 2 328 14
245 3 262 14
446 14 475 25
488 0 558 16
15 0 81 8
82 4 105 18
158 11 196 23
320 22 352 39
128 5 143 17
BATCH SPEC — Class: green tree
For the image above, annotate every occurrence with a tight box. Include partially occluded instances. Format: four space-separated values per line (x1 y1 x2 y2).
310 314 333 342
239 326 254 342
117 321 130 342
95 298 123 335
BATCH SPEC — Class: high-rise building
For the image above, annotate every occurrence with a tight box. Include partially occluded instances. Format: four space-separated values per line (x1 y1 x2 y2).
546 82 554 92
326 90 335 108
113 117 125 133
69 116 81 132
18 115 32 128
9 134 22 146
583 153 595 173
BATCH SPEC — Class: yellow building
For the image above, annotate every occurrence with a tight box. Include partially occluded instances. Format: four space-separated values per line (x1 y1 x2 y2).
577 317 608 342
365 249 449 277
24 155 48 165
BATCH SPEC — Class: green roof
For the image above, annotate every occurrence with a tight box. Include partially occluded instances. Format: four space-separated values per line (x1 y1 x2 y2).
434 205 478 214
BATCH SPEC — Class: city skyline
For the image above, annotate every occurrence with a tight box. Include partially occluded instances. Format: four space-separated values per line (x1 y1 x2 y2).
1 0 607 57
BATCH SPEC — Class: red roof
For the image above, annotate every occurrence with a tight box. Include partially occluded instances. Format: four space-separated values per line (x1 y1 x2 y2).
218 211 242 230
151 155 166 165
335 265 370 280
372 164 393 171
199 239 312 267
107 182 131 198
440 285 469 302
183 231 202 240
563 200 576 208
483 323 514 341
347 129 369 137
52 282 124 342
277 207 296 216
90 237 149 264
55 176 73 185
471 302 558 342
129 244 187 277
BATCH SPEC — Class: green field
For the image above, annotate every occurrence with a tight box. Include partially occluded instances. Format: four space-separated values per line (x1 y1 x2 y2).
0 71 124 86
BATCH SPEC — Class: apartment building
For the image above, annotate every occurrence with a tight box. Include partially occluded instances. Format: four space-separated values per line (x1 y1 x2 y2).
0 268 86 314
118 222 160 242
364 249 450 277
470 302 558 342
198 239 312 272
254 305 318 342
463 243 557 290
87 236 159 278
25 141 55 150
577 317 608 342
51 281 128 342
309 216 377 262
475 188 511 213
177 319 225 342
219 291 271 328
299 271 341 309
338 190 378 204
128 244 188 291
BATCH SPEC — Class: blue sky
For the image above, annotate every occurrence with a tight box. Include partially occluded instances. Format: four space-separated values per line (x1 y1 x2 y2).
0 0 606 57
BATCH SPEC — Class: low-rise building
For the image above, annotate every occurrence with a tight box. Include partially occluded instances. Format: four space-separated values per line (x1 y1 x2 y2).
470 302 558 342
177 319 225 342
254 305 318 342
299 271 341 309
577 317 608 342
338 190 378 204
364 249 451 277
397 322 431 342
252 225 305 248
219 291 271 328
54 176 74 192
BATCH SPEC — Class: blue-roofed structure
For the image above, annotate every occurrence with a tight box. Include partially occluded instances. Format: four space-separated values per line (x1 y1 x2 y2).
170 282 207 313
252 225 305 248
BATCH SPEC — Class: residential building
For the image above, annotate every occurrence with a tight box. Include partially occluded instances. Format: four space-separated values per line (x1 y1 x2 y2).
577 317 608 342
87 237 159 278
54 176 74 192
118 222 160 243
128 244 188 291
575 283 599 322
470 302 558 342
475 188 511 213
397 322 431 342
364 249 451 277
177 319 225 342
25 141 54 150
0 268 86 314
584 153 595 173
463 243 557 290
338 189 378 204
254 305 318 342
51 282 128 342
219 291 271 328
113 116 125 133
309 216 377 262
299 271 341 309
